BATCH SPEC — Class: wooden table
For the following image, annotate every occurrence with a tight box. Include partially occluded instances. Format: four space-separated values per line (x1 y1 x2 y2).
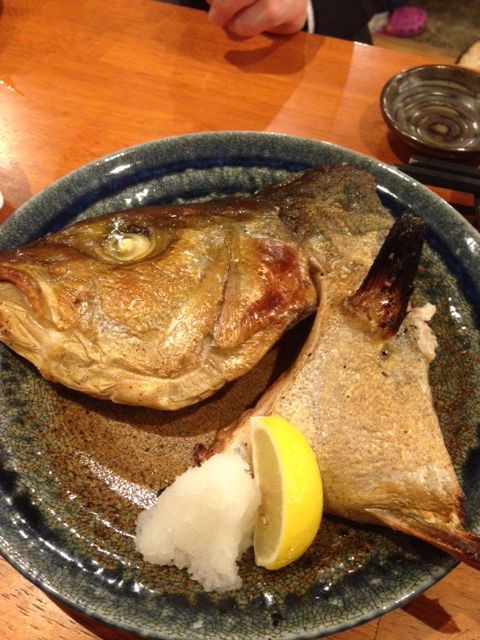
0 2 478 639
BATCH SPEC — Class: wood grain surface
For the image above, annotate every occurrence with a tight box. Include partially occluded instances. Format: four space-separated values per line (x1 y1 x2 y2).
0 1 478 639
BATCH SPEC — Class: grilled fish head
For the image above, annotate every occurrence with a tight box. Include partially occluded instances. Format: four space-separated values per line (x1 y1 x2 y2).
0 198 317 410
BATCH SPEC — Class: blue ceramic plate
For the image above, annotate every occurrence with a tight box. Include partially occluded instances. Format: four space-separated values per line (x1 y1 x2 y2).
0 132 479 639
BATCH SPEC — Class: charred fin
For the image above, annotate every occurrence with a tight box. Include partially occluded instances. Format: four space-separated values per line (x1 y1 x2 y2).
367 507 480 570
346 211 426 338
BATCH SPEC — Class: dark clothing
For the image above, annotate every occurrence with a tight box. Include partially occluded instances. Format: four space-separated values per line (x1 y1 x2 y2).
309 0 381 42
160 0 382 42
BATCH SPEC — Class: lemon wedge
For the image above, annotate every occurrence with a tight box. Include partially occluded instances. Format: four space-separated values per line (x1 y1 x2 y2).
250 415 323 570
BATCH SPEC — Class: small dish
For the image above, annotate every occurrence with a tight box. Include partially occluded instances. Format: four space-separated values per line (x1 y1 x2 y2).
380 64 480 158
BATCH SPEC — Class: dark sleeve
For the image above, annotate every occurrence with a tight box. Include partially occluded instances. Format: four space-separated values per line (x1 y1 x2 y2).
310 0 383 41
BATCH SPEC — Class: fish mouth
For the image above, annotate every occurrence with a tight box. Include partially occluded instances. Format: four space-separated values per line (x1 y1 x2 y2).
0 264 57 360
0 265 47 320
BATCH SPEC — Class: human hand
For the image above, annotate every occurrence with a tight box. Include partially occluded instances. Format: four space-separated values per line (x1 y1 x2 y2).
207 0 309 37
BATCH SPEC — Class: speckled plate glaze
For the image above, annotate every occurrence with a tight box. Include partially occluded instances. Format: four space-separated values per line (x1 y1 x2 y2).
380 64 480 158
0 132 479 640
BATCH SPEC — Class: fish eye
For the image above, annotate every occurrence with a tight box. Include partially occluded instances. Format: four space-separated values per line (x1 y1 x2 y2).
102 229 153 262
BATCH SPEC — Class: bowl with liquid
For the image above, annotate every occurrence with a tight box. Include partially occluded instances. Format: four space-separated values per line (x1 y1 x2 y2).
380 64 480 158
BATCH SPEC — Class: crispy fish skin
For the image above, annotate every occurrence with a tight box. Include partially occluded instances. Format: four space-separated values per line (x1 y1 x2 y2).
256 164 394 272
0 199 317 410
207 168 480 569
